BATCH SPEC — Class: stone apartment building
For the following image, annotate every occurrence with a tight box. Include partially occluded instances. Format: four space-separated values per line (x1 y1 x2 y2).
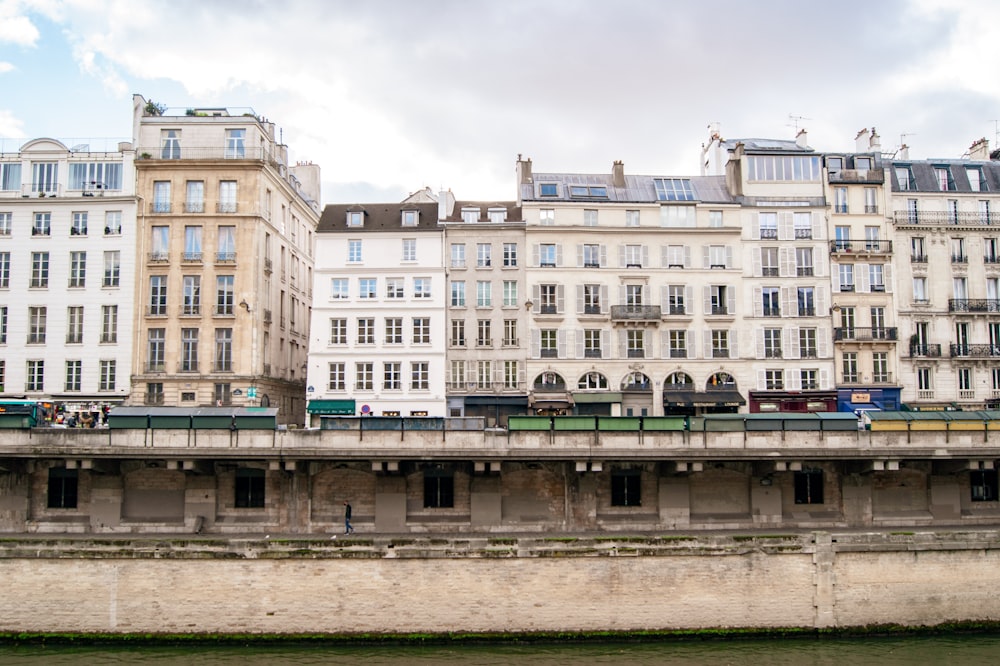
129 95 320 423
0 136 137 414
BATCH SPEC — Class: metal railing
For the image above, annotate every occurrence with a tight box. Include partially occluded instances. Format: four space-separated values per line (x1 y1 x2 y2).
145 363 165 373
908 343 942 358
828 169 885 184
610 305 661 321
949 299 1000 313
182 252 202 262
830 240 893 254
833 327 899 341
893 210 1000 226
950 344 1000 358
136 146 280 162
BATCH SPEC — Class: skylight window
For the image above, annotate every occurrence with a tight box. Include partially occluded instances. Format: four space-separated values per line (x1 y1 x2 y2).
539 183 558 196
569 185 608 198
653 178 695 201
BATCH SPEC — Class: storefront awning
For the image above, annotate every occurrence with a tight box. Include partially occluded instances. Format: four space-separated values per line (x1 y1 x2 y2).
464 396 528 406
663 390 746 407
307 399 356 415
573 392 623 404
528 392 574 407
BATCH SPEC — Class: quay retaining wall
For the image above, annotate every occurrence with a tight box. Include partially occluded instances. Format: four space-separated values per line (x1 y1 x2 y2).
1 531 999 635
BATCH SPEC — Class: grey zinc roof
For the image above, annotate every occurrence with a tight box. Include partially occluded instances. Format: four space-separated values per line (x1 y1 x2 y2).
522 173 734 204
888 159 1000 193
442 200 523 222
317 202 440 233
720 138 813 152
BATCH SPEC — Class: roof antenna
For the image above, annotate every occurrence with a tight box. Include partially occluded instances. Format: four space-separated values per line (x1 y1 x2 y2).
787 114 811 131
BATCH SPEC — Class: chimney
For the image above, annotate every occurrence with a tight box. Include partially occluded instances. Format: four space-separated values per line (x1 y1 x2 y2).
855 128 868 152
869 127 881 153
795 128 809 149
969 137 990 161
515 154 533 184
438 189 455 220
611 160 625 188
898 144 910 160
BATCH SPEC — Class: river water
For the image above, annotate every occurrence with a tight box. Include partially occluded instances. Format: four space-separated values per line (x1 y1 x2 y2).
0 635 997 664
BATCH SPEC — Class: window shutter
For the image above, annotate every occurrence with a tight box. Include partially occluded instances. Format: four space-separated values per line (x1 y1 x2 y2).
660 330 670 358
752 286 763 317
702 246 710 269
557 330 567 358
601 285 609 313
727 288 736 315
687 330 695 359
779 247 795 277
832 271 841 293
618 330 628 357
703 330 712 358
755 329 765 359
659 285 669 310
618 245 626 267
556 284 565 313
816 285 828 314
817 330 830 358
532 284 540 304
730 329 739 358
778 212 793 240
811 212 824 240
703 286 712 313
556 244 563 267
618 285 626 306
642 245 649 267
600 244 607 267
576 330 585 358
685 286 694 313
576 285 584 314
660 245 669 267
819 369 831 390
576 244 584 267
857 263 870 292
781 286 794 316
756 370 766 390
531 243 539 267
530 329 540 358
749 212 760 240
751 247 762 277
814 250 826 278
725 245 734 269
684 245 692 268
601 329 610 358
786 327 800 358
787 369 802 390
884 264 894 293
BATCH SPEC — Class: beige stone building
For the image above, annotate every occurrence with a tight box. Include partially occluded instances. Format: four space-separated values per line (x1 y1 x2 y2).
129 95 320 423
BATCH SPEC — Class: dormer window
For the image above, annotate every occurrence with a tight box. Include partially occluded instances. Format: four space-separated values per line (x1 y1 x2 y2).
934 166 955 191
488 208 506 223
854 156 872 174
827 157 843 173
402 209 419 226
346 211 363 227
461 208 480 223
653 178 695 201
569 185 608 198
967 167 986 192
895 166 915 191
539 183 558 197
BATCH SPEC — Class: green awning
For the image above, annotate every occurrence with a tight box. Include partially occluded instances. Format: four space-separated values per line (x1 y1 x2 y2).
573 392 623 404
307 399 356 415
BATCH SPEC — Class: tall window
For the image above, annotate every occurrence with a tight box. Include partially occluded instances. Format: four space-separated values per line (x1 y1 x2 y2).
477 243 492 267
503 280 518 307
104 211 122 235
450 243 466 268
147 328 165 372
217 226 236 261
763 328 782 358
181 329 199 372
26 359 44 391
214 328 232 371
185 180 205 213
873 352 889 383
68 252 86 288
153 181 171 213
413 317 430 344
234 469 264 508
330 318 347 344
327 362 345 391
450 319 465 347
839 264 855 291
30 252 49 288
842 352 858 383
504 361 519 389
711 330 729 358
65 360 82 392
182 276 201 315
797 287 815 316
183 226 203 261
149 275 167 315
385 317 403 344
160 129 180 159
626 329 645 358
348 239 362 263
539 243 557 267
357 318 375 344
225 128 246 158
764 369 783 390
32 212 50 236
71 212 88 236
28 306 46 343
762 287 780 316
503 243 518 267
101 305 118 343
0 306 5 344
0 212 10 235
411 362 429 390
413 277 431 299
31 161 58 193
402 238 416 262
583 284 602 314
356 362 373 391
99 360 116 391
476 281 492 307
611 470 641 507
47 468 78 509
383 362 401 390
66 306 84 344
626 210 640 227
758 212 778 238
218 181 237 213
103 251 120 287
424 469 454 508
800 328 817 358
386 278 404 299
477 319 492 347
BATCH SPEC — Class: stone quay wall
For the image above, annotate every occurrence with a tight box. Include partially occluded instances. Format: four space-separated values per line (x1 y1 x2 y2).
1 531 998 635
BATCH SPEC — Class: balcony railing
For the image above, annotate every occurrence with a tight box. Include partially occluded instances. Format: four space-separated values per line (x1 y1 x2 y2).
893 210 1000 226
584 349 603 358
871 373 894 384
799 307 816 317
949 299 1000 313
216 252 236 263
828 169 885 184
540 349 558 358
66 333 83 344
762 267 779 277
144 393 165 406
145 363 165 373
950 344 1000 358
667 305 687 316
136 146 280 162
627 349 646 358
952 255 968 264
908 343 942 358
710 306 729 316
181 305 200 316
148 251 169 263
182 252 203 262
830 240 893 254
712 348 730 358
610 305 661 321
762 307 780 317
794 228 812 239
217 202 238 214
911 254 927 263
759 228 778 239
833 327 899 342
178 363 199 373
764 348 783 358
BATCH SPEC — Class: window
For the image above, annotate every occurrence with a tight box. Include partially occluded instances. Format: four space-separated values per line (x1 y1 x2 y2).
0 212 10 235
65 360 82 392
450 319 466 347
0 306 5 344
153 181 171 213
461 208 480 223
934 166 954 191
540 329 558 358
386 278 404 299
539 243 557 267
65 306 84 344
625 284 643 307
216 226 236 262
28 306 46 344
763 328 782 358
410 361 429 390
383 362 401 390
214 329 232 371
183 180 205 213
331 278 348 300
0 163 21 192
764 369 783 390
477 319 492 347
796 287 815 317
213 382 231 406
218 181 237 213
424 469 454 508
29 252 48 289
539 183 558 196
71 212 88 236
761 247 778 276
834 187 848 213
47 468 78 509
981 200 992 224
747 155 822 181
503 243 518 267
359 278 377 299
449 360 466 388
159 129 181 159
451 243 466 268
800 328 817 358
583 284 602 314
476 281 492 307
451 281 466 306
869 264 885 292
99 359 116 391
66 252 86 288
842 352 859 383
759 212 777 238
327 363 346 391
582 329 603 358
477 243 492 267
356 362 373 391
669 330 687 358
401 209 419 227
31 161 57 193
414 278 431 299
385 317 403 344
221 128 246 159
101 211 121 237
32 212 50 236
839 264 855 292
623 244 644 268
181 328 199 372
26 359 44 391
181 276 201 315
971 470 998 502
873 352 889 383
147 329 165 372
913 277 927 303
569 185 608 198
503 319 517 347
653 178 695 201
611 469 641 506
796 248 813 276
762 287 780 317
986 238 1000 264
101 251 120 288
711 330 729 358
216 275 234 315
626 329 645 358
667 285 686 315
147 275 167 315
402 238 416 262
665 245 687 269
794 469 824 504
234 469 265 508
183 226 203 262
896 166 914 190
583 209 598 226
864 187 878 214
412 317 430 344
539 209 554 226
967 168 985 192
348 240 362 263
329 318 347 345
357 319 375 345
503 280 518 307
98 304 116 344
911 236 926 262
951 237 967 263
710 285 728 315
708 210 723 228
708 245 729 269
800 369 818 390
626 210 640 227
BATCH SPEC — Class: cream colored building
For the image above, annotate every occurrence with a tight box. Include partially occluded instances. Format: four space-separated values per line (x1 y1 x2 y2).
130 95 320 423
890 138 1000 409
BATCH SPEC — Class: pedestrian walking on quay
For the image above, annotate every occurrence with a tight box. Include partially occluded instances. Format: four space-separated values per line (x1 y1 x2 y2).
344 500 354 535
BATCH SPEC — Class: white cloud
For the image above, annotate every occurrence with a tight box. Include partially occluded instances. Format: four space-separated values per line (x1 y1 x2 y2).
0 0 40 45
0 61 14 73
0 109 25 137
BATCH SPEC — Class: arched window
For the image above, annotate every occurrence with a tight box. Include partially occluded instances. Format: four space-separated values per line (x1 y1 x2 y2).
578 372 608 390
664 372 693 390
707 372 736 389
622 372 650 391
534 372 566 389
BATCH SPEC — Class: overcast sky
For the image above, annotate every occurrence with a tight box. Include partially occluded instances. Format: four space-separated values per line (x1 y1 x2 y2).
2 0 999 204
